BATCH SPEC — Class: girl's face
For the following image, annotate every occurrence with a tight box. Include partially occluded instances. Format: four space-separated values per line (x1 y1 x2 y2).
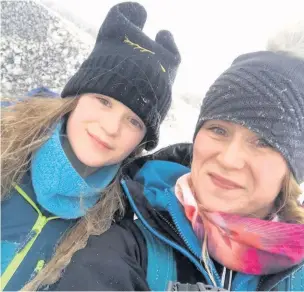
191 120 288 218
67 93 146 168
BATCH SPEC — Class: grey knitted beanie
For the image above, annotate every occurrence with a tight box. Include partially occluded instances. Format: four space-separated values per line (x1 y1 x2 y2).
194 50 304 183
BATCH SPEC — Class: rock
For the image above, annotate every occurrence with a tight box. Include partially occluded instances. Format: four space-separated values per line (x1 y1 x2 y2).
14 56 21 65
12 67 24 75
1 0 93 97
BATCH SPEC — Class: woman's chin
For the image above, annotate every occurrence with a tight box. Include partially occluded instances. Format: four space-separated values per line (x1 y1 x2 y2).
198 198 238 214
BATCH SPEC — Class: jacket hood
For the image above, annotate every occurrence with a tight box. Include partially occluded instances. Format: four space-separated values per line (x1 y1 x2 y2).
122 143 192 179
134 160 190 210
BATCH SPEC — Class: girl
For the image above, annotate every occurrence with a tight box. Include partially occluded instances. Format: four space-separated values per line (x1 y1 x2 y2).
1 2 181 291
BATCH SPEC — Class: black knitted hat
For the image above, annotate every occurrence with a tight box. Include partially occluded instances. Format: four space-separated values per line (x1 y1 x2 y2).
62 2 181 150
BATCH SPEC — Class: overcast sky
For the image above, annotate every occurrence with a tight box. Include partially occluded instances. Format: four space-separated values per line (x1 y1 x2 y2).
41 0 304 95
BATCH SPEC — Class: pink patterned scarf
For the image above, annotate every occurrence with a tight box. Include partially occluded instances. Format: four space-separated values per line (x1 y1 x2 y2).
175 173 304 275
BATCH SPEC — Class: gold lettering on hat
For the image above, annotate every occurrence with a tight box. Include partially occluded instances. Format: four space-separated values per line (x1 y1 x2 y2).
124 35 166 73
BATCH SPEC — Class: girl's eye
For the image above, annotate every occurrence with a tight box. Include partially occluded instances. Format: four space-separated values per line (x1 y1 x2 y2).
129 118 143 130
209 126 227 136
97 97 111 107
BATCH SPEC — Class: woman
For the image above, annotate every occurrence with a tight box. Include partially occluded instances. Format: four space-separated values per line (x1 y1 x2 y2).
1 2 181 291
53 25 304 291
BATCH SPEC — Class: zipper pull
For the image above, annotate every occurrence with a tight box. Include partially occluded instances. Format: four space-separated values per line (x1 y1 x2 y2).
34 260 45 273
29 259 45 281
33 216 47 234
16 216 47 252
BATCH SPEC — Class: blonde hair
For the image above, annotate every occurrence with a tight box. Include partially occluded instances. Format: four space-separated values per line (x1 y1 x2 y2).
1 96 76 198
276 173 304 224
1 96 126 290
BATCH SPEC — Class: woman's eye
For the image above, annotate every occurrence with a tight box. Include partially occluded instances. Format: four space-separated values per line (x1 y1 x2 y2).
129 118 143 130
209 126 227 136
98 97 111 107
255 138 271 148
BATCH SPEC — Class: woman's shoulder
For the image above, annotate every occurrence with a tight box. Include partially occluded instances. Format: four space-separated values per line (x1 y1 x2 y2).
86 218 146 252
52 218 149 291
149 143 192 165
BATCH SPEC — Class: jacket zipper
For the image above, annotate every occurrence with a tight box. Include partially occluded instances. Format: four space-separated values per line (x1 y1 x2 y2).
156 207 220 283
166 189 222 287
121 179 215 286
0 185 58 290
156 193 221 287
154 209 180 236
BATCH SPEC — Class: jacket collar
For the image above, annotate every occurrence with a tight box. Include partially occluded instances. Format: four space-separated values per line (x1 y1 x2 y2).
122 143 192 179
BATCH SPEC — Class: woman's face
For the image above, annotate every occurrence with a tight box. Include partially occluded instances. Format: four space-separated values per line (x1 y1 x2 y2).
67 93 146 168
191 120 288 218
